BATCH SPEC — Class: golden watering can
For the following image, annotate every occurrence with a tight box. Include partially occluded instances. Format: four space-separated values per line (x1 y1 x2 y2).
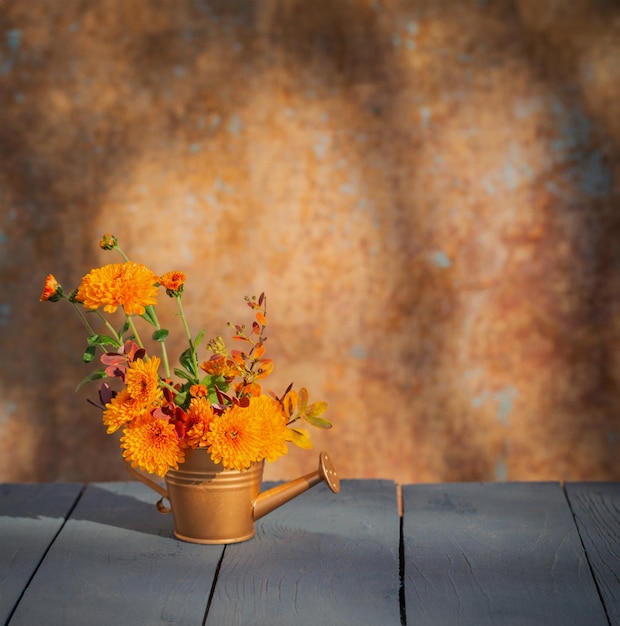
127 448 340 544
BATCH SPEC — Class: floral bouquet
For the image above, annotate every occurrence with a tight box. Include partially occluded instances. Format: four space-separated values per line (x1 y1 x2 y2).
41 234 332 478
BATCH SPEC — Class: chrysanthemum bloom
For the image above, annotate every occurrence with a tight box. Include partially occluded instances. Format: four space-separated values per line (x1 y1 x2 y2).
159 270 186 297
40 274 63 302
184 397 216 448
247 394 289 462
102 389 147 434
206 404 266 471
76 262 158 315
121 418 185 477
125 356 163 405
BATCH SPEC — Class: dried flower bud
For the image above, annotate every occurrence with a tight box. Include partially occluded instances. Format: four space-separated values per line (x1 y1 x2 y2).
39 274 63 302
99 233 118 250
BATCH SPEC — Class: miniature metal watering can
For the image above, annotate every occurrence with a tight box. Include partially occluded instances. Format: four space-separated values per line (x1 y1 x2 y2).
127 448 340 544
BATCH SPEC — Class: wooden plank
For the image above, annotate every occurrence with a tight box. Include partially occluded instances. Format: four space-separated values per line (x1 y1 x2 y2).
402 482 608 626
565 482 620 625
8 482 224 626
0 483 82 626
205 480 401 626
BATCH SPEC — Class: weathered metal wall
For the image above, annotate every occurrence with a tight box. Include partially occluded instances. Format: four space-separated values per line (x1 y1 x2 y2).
1 0 619 483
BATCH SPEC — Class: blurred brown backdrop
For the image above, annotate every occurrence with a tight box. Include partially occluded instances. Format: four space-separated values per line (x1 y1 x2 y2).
1 0 619 484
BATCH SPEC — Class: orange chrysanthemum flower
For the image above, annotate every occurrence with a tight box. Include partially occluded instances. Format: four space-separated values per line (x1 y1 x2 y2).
184 397 216 448
247 394 289 462
40 274 63 302
102 389 147 434
121 418 185 477
76 262 158 315
159 271 186 296
206 404 264 471
205 395 289 470
125 356 162 405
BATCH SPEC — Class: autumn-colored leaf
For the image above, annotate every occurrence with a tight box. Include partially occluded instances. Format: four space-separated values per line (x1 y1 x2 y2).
256 358 274 379
304 414 332 429
297 387 309 410
286 428 313 449
283 389 297 417
230 350 246 365
305 401 328 419
255 311 267 326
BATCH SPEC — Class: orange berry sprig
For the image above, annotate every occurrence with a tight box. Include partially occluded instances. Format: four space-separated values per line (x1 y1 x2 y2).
205 293 273 400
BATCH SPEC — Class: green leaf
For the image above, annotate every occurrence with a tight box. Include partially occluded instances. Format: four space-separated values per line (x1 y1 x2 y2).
304 414 333 429
193 329 205 349
305 401 328 419
174 391 188 406
213 375 229 391
76 369 108 391
179 347 197 377
87 334 121 348
173 367 195 383
140 305 158 327
152 328 169 342
83 345 97 363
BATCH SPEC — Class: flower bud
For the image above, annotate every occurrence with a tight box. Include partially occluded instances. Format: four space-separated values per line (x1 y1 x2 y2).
39 274 63 302
159 271 186 297
99 233 118 250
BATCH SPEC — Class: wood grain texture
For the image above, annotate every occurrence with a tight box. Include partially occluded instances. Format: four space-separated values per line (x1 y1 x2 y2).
0 483 82 625
565 482 620 625
8 482 224 626
402 482 608 626
205 480 401 626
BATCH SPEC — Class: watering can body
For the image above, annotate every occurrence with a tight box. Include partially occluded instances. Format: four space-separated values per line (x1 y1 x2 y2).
128 448 339 544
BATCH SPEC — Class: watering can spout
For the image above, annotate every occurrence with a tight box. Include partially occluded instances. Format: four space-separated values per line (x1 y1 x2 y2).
252 451 340 521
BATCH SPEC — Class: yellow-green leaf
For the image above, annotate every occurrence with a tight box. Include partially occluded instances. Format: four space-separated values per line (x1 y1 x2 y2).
297 387 309 410
304 415 333 429
305 401 328 419
286 428 313 449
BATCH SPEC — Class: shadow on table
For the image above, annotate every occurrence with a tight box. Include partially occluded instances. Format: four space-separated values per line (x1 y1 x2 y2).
0 482 174 539
72 482 176 538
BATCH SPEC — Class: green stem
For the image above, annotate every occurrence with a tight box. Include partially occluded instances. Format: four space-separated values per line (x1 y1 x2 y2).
114 245 130 262
70 301 97 337
70 301 106 356
146 305 171 378
175 295 193 346
175 295 199 375
94 311 123 346
69 300 119 354
127 316 144 349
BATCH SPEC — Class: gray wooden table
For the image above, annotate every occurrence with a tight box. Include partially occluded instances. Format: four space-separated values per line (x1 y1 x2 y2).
1 480 618 625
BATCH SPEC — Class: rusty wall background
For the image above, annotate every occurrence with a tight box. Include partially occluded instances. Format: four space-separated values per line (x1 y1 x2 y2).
1 0 619 484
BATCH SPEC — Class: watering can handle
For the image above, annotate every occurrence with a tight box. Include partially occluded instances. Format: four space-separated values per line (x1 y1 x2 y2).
125 463 171 514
